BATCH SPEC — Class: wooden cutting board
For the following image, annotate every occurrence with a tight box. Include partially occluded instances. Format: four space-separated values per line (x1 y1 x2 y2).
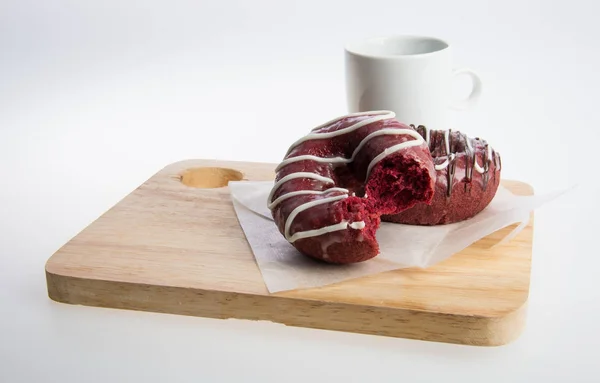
45 159 535 346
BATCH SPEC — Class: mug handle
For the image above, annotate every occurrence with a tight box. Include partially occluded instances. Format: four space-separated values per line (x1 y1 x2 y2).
449 68 482 111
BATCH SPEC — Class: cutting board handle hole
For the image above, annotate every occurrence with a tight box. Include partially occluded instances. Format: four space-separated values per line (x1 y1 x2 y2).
179 167 244 188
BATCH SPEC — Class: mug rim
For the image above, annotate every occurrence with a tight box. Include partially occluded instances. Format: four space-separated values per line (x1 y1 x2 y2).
344 34 451 59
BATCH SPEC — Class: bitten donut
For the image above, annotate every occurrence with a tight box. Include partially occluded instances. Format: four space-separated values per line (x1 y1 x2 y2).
382 125 501 225
267 111 436 264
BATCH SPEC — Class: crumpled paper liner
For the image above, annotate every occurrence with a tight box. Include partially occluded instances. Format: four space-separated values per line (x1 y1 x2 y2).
229 181 569 293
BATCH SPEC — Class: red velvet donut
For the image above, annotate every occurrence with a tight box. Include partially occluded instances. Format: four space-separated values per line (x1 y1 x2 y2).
268 111 436 264
382 125 502 225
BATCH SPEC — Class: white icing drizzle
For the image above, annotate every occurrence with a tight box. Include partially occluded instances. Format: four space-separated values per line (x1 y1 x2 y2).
309 110 392 132
289 218 366 244
285 194 358 243
277 127 424 179
284 111 396 157
349 221 366 229
275 154 349 171
365 131 424 177
267 172 334 206
434 153 456 170
271 110 423 243
465 137 486 174
414 124 501 197
429 129 498 176
267 187 349 210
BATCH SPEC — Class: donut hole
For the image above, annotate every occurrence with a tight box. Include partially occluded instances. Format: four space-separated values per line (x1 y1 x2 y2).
180 167 244 188
366 154 434 215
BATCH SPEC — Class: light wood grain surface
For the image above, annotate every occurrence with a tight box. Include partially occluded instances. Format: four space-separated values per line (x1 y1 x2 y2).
45 159 535 346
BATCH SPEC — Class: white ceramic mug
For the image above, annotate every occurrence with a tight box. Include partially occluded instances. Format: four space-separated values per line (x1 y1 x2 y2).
344 35 482 130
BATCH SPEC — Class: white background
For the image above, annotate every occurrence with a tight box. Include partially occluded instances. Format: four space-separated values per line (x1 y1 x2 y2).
1 1 599 382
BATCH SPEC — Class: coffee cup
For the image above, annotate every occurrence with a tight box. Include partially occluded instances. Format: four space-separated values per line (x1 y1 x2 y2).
344 35 482 130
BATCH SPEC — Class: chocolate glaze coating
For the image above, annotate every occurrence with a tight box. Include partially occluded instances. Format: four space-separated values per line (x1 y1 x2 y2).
382 126 501 225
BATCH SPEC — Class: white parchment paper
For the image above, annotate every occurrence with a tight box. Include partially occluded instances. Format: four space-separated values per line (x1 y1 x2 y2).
229 181 569 293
